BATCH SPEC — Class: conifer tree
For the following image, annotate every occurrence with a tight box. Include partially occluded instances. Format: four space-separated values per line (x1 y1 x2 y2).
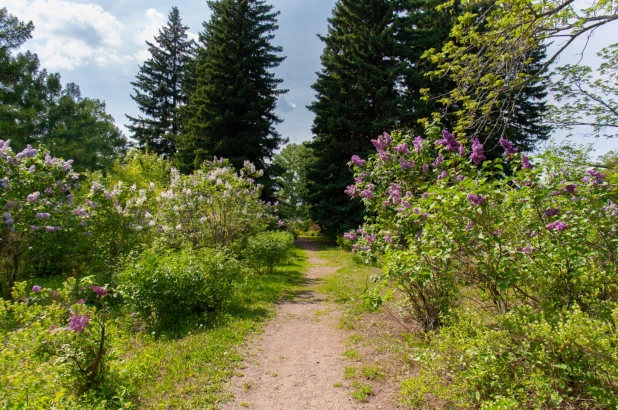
178 0 287 177
126 7 196 157
307 0 415 238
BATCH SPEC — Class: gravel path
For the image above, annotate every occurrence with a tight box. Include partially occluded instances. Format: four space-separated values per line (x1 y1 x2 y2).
222 239 399 410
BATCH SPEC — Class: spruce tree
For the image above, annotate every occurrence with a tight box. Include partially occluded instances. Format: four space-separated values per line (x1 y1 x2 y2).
307 0 415 238
178 0 287 178
126 7 196 157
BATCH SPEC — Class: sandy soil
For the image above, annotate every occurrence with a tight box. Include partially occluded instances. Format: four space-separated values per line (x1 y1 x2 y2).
222 239 400 410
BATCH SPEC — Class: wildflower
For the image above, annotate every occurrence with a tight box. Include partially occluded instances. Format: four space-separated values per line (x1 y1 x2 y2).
546 221 569 232
92 286 107 297
68 315 90 333
499 138 518 155
469 138 486 164
32 285 42 293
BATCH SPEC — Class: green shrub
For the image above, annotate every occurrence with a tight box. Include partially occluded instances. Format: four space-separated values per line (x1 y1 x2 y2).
402 305 618 409
244 231 294 274
118 248 243 330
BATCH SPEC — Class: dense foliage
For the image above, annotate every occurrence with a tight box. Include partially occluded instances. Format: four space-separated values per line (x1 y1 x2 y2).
244 230 294 274
344 128 618 406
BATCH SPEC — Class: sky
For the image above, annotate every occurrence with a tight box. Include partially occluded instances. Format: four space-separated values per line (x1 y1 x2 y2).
3 0 618 158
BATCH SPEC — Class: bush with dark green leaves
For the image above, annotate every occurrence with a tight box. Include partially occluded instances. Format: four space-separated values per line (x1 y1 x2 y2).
118 248 243 330
244 231 294 274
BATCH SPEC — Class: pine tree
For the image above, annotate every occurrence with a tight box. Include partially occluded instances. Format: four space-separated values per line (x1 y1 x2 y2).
126 7 196 157
178 0 287 177
307 0 415 238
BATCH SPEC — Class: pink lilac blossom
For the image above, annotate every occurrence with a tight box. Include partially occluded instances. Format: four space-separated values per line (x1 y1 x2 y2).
394 143 409 154
437 171 448 180
413 136 425 153
586 168 605 184
499 138 518 155
350 155 366 167
546 221 569 231
69 315 90 333
400 158 415 170
465 220 473 231
422 163 429 172
521 154 532 169
470 138 486 164
436 129 462 152
467 194 487 206
456 174 465 182
92 286 107 297
360 190 374 199
384 235 392 243
343 232 357 241
432 154 444 168
32 285 41 293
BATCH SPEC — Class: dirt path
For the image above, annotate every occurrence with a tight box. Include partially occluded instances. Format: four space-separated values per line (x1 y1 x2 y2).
222 239 399 410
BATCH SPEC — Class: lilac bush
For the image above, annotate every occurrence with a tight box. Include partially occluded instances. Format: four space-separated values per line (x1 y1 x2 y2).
0 140 80 297
344 128 618 329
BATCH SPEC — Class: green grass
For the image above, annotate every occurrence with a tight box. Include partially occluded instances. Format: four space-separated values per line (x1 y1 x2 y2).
107 245 308 409
350 382 373 401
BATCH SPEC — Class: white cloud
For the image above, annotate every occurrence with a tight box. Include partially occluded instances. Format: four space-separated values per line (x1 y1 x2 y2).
4 0 124 70
133 8 165 62
277 96 297 113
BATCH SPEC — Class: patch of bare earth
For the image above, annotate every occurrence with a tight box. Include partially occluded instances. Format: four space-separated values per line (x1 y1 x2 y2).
222 239 402 409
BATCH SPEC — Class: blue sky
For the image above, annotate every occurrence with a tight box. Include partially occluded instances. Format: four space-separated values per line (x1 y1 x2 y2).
5 0 618 157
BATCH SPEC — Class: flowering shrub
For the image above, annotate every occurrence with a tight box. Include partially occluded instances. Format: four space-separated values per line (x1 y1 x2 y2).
118 247 244 330
243 231 295 274
0 276 113 407
0 140 81 297
344 129 618 329
153 159 273 252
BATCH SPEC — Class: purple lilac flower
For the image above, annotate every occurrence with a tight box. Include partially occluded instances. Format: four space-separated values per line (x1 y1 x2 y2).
350 155 366 167
563 184 577 195
3 212 13 225
413 136 424 153
384 235 392 243
69 315 90 333
465 220 473 231
467 194 487 206
499 138 518 155
278 220 285 227
360 190 374 199
422 163 429 173
493 229 503 237
394 143 409 154
27 191 40 202
92 286 107 297
432 154 444 168
521 154 532 169
436 129 462 152
422 192 429 199
456 174 465 182
586 168 605 184
366 234 377 244
388 183 402 205
36 212 51 219
546 221 569 232
74 207 87 216
400 158 415 170
544 208 559 217
470 138 486 164
343 231 357 241
345 185 359 197
371 133 392 151
1 177 8 188
32 285 42 293
45 226 61 232
437 171 448 181
28 165 36 173
30 225 40 231
363 245 371 252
